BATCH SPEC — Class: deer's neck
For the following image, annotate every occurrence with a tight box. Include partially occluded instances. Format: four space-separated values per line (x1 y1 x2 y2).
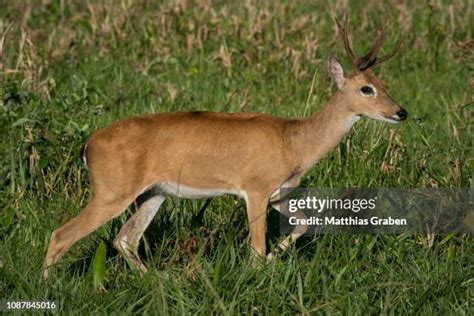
288 93 359 171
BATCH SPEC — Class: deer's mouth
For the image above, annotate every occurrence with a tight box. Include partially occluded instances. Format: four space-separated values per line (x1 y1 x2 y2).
366 114 400 124
383 115 402 123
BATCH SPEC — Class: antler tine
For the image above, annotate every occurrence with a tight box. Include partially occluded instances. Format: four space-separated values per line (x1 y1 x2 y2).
335 14 358 71
358 15 387 70
371 39 402 67
369 15 388 61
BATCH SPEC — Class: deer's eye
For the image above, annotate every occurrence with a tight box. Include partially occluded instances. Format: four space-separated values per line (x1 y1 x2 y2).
360 85 375 96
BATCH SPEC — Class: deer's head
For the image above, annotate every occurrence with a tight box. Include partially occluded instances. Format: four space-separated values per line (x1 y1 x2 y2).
328 15 407 123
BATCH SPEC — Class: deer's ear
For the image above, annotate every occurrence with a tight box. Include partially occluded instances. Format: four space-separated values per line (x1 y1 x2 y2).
327 56 345 90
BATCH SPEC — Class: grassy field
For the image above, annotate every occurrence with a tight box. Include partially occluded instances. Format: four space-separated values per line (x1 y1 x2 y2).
1 0 473 314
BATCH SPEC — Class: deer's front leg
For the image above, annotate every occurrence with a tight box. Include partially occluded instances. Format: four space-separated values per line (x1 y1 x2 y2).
267 181 306 261
245 193 269 259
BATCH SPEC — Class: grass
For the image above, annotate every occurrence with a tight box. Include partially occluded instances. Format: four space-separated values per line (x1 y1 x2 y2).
1 0 473 314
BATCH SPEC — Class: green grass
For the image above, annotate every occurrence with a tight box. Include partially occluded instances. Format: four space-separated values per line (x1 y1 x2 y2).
1 0 472 314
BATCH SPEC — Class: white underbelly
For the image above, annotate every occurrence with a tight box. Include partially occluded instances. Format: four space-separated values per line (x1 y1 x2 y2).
154 182 246 200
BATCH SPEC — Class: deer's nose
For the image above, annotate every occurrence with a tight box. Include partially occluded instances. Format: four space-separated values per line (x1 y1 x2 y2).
397 108 408 121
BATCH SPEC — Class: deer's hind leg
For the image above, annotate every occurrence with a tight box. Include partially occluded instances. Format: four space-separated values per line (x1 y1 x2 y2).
44 194 132 279
113 194 165 274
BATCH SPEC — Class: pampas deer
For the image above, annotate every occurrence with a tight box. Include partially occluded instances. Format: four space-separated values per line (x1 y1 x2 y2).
44 16 407 278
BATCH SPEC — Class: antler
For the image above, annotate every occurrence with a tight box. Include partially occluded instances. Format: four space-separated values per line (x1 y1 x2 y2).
370 40 402 68
335 14 358 71
335 14 401 72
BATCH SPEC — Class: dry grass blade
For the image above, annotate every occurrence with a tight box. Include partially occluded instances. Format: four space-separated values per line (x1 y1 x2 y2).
217 43 231 69
0 23 14 71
